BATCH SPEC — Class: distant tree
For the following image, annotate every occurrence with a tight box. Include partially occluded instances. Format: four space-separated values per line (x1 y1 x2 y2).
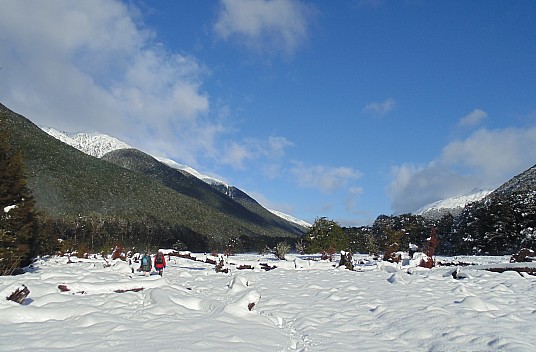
370 215 391 251
345 226 373 253
304 217 348 254
433 213 455 254
365 234 380 256
273 241 291 260
371 213 430 253
0 134 38 274
224 236 243 256
295 238 306 255
383 228 404 262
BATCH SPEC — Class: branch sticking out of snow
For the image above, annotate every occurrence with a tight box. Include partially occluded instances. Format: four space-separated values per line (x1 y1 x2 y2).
6 285 29 304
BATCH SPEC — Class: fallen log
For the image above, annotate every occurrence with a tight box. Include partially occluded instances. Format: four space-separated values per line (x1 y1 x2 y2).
260 263 277 271
485 267 536 275
114 287 144 293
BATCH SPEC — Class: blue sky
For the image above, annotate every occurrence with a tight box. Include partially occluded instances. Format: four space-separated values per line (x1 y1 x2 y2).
1 0 535 226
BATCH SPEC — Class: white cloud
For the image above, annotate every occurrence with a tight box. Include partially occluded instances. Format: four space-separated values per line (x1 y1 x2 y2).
0 0 222 167
362 98 396 117
388 163 476 214
290 162 362 193
458 109 487 127
388 125 536 214
441 126 536 182
221 136 293 169
0 1 299 174
214 0 315 57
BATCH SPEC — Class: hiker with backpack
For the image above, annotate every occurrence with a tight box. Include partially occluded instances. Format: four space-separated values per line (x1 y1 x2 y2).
154 251 166 276
140 252 152 276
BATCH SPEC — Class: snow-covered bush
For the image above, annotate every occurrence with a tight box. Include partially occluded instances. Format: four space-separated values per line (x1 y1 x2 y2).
274 242 291 260
295 239 305 255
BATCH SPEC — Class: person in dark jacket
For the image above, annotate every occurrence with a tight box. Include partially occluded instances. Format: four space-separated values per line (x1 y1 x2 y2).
140 252 152 276
154 251 166 276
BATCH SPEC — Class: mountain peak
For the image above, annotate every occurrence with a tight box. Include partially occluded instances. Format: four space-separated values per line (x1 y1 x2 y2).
41 127 131 158
492 164 536 196
415 188 493 219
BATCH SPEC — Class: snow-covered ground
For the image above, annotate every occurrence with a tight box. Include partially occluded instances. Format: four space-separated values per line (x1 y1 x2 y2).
2 253 536 351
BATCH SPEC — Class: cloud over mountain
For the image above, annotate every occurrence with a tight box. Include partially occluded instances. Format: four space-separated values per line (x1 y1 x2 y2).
389 125 536 214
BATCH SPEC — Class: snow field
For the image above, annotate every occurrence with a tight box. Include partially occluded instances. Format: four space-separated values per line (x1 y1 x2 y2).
1 253 536 351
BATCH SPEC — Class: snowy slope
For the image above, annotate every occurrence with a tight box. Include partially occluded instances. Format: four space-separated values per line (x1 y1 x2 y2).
415 188 492 218
41 127 131 158
269 209 311 228
155 156 229 188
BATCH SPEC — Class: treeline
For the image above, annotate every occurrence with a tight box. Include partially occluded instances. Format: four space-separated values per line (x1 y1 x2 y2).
39 214 293 256
301 216 441 257
445 190 536 255
303 192 535 257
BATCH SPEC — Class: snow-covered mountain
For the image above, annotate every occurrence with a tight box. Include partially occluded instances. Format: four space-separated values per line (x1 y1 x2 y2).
155 156 229 189
269 209 312 228
415 188 493 219
41 128 131 158
41 127 309 228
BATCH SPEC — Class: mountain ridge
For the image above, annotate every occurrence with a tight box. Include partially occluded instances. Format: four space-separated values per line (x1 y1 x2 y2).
491 164 536 196
40 126 309 228
1 103 304 252
415 188 493 219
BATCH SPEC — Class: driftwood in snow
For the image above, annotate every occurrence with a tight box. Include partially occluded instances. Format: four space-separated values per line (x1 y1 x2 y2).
485 267 536 275
215 257 229 273
7 285 30 304
58 284 143 294
176 252 198 261
114 287 144 293
57 285 86 294
510 248 535 263
260 263 277 271
58 284 70 292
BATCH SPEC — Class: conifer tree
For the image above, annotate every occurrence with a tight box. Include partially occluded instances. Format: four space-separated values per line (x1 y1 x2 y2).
305 217 348 254
0 133 37 274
